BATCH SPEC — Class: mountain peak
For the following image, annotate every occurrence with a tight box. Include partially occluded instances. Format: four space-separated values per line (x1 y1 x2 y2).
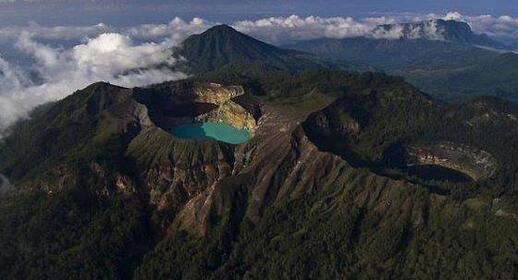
195 24 246 41
178 23 279 73
204 24 237 33
375 19 505 49
177 22 348 74
184 23 261 46
175 21 356 74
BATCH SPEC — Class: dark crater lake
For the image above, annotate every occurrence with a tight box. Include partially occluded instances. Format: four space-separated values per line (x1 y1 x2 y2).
407 165 473 183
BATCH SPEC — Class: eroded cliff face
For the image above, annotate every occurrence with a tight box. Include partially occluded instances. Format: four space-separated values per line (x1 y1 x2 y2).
136 82 260 134
193 83 258 133
406 142 497 181
195 94 257 133
120 83 260 231
193 83 244 105
126 127 234 217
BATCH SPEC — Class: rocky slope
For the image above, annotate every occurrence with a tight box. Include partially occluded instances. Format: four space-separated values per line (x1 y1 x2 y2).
134 81 259 133
406 142 497 180
193 83 258 132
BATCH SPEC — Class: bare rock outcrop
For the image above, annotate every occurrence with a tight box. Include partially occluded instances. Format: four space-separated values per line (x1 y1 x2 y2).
406 142 497 180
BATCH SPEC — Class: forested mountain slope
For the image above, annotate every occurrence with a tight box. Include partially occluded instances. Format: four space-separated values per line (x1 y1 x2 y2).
0 70 517 279
175 25 358 75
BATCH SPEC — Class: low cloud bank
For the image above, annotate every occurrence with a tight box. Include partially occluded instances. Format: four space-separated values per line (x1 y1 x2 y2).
232 12 518 44
0 17 214 137
0 32 188 136
1 12 517 45
0 17 210 44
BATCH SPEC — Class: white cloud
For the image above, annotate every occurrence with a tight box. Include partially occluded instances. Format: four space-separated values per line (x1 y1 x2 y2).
231 13 518 44
0 12 512 46
0 32 187 135
0 17 210 45
0 22 111 43
461 14 518 41
0 17 214 136
232 15 379 43
72 33 174 73
128 17 210 42
231 14 444 44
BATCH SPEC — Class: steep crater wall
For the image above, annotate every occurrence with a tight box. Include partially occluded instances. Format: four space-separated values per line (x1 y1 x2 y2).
404 143 497 181
133 82 262 135
301 95 499 184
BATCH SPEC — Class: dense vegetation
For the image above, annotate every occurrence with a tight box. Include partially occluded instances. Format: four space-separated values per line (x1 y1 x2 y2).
288 36 518 103
175 25 356 75
0 180 152 279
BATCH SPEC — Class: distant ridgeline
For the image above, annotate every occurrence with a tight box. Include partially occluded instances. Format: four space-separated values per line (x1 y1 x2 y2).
0 24 517 279
287 19 518 104
374 19 506 48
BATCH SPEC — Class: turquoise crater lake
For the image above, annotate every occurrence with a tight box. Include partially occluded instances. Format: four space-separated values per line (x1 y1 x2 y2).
170 122 250 144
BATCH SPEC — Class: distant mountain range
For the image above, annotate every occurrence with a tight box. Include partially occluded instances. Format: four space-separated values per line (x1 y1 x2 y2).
374 19 507 49
287 19 518 103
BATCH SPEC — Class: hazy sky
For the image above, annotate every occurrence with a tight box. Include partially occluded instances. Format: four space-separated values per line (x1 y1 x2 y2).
0 0 517 26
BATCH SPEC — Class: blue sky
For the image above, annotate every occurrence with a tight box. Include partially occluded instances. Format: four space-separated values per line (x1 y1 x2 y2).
0 0 517 26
